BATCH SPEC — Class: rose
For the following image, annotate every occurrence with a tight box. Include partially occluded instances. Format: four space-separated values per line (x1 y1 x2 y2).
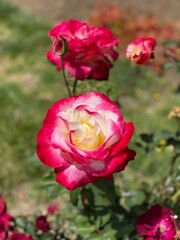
36 92 135 190
0 213 12 240
136 205 178 240
0 197 6 215
47 204 59 215
35 215 50 232
126 37 156 65
9 232 32 240
47 19 119 80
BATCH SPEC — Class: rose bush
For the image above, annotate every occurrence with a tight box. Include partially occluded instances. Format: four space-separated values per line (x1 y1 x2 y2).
47 19 119 80
126 37 156 65
36 92 135 190
136 205 177 240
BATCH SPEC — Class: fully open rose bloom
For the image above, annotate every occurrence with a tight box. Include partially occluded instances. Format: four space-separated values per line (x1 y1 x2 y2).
36 92 135 190
136 205 178 239
47 19 119 80
126 37 156 65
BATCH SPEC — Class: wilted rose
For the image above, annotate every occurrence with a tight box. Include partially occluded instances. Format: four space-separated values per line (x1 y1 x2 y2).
47 19 119 80
36 92 135 190
136 205 177 239
126 37 156 65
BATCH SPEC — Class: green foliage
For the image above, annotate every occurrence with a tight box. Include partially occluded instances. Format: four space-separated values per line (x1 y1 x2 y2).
0 0 179 239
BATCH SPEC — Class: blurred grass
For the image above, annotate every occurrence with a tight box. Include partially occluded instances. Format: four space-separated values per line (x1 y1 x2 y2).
0 0 66 191
0 0 179 194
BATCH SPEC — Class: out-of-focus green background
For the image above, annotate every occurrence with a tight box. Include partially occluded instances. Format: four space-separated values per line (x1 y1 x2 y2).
0 0 179 214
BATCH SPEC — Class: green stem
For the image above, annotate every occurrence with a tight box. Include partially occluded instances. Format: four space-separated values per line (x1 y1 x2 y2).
73 78 78 96
169 152 180 176
61 56 72 96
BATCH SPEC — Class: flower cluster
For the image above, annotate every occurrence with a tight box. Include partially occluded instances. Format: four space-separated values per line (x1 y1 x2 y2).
37 19 147 191
0 196 62 239
0 196 32 240
136 205 180 239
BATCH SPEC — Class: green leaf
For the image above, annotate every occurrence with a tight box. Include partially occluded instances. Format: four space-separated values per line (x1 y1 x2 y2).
121 190 146 209
84 233 101 240
70 189 79 206
93 178 117 204
47 185 64 199
140 133 154 143
75 214 89 224
172 189 180 203
74 223 96 235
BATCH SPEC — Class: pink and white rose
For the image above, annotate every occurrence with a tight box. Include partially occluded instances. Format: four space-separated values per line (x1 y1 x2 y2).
36 92 135 190
47 19 119 80
126 37 156 65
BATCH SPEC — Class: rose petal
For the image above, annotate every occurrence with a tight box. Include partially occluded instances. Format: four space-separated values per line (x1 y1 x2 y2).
55 165 98 190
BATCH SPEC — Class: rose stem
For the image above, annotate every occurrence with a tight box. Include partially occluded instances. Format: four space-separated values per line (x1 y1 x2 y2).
72 78 78 96
61 56 72 96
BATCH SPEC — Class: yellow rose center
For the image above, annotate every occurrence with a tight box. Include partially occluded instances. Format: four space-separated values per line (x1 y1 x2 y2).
71 118 105 150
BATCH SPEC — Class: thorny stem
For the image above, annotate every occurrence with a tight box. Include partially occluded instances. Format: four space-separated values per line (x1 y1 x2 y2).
61 56 72 96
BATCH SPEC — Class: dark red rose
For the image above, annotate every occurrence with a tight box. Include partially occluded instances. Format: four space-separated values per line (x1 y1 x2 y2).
0 197 6 215
35 215 50 232
9 232 32 240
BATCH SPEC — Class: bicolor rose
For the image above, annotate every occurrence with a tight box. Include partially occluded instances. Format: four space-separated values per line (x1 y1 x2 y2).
47 19 119 80
36 92 135 190
136 205 177 239
126 37 156 65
